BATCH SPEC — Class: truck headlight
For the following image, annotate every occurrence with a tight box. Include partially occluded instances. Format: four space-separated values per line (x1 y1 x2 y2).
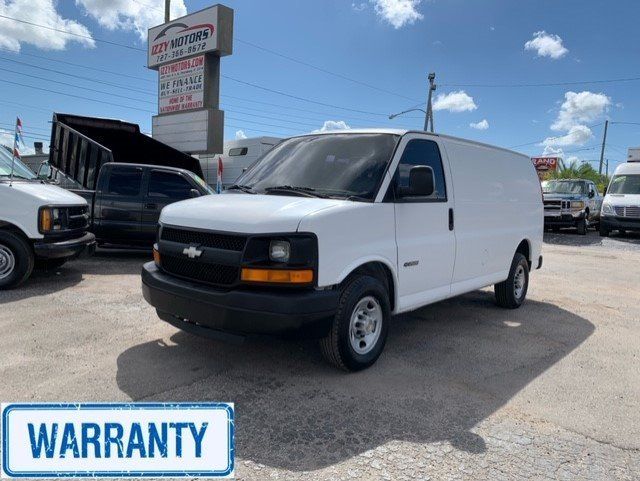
571 201 585 210
602 203 615 216
269 240 290 262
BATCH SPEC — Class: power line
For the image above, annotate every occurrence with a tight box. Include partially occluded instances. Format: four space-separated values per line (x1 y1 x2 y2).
0 55 155 96
611 121 640 126
442 77 640 88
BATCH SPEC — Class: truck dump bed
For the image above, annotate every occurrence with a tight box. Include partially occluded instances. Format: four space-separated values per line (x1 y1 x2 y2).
48 113 203 189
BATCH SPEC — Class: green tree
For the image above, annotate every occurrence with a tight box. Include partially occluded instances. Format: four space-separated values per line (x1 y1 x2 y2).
544 159 610 192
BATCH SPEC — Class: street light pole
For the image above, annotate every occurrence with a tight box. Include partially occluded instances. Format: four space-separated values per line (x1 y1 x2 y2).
425 73 436 132
598 120 609 175
165 0 171 22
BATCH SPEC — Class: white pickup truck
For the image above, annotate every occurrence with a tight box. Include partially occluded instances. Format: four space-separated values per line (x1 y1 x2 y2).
142 129 543 371
0 148 95 289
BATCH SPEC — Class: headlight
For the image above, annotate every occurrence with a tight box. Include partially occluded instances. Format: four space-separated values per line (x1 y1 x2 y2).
39 207 69 233
571 201 585 210
269 240 291 262
602 203 615 215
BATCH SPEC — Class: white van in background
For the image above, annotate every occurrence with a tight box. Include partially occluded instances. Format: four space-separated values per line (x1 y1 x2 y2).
600 160 640 236
199 136 282 187
143 129 543 371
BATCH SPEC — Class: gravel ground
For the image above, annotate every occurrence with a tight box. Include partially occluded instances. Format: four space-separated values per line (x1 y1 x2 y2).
1 230 639 480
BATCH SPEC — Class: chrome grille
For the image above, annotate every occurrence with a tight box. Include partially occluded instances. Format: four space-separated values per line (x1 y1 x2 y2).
614 206 640 218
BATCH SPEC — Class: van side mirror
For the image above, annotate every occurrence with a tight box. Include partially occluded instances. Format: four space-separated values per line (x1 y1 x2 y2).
37 161 52 180
189 189 201 198
404 165 435 197
588 190 595 198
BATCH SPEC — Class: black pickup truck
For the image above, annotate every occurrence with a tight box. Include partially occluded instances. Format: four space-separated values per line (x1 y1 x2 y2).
69 163 213 247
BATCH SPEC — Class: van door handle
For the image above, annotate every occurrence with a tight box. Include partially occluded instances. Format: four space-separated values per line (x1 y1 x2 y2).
448 208 454 231
145 203 157 210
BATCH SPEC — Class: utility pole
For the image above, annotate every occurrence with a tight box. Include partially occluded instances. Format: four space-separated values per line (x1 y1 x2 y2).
598 120 608 175
164 0 171 22
425 72 436 132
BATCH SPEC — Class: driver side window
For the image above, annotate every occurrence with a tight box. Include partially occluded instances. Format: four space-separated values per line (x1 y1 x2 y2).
393 139 447 202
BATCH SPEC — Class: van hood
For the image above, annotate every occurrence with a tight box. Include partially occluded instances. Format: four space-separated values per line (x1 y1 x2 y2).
160 193 353 233
604 193 640 206
2 181 86 205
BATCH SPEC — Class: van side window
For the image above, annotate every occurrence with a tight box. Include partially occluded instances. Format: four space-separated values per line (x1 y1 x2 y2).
148 171 193 200
394 139 447 201
107 168 142 196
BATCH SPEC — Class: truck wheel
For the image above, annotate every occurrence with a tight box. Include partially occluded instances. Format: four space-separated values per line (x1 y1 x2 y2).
35 258 67 270
599 223 610 237
0 231 34 290
320 275 390 372
495 253 529 309
576 218 587 235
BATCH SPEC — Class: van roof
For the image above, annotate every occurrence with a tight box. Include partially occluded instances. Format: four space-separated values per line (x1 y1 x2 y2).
294 128 528 159
613 161 640 175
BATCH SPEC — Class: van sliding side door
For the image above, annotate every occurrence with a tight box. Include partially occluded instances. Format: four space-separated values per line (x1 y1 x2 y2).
388 135 456 309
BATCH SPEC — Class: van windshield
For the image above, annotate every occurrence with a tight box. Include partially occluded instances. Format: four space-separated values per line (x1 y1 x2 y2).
0 146 36 180
234 133 400 200
542 180 586 194
608 174 640 195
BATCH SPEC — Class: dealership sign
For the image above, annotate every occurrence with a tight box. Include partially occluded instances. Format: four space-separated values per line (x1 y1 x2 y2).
149 4 233 154
159 55 205 114
148 5 233 69
1 403 234 478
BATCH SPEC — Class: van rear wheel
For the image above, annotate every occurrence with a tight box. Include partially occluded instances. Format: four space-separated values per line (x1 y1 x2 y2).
320 275 390 371
0 231 34 290
494 253 529 309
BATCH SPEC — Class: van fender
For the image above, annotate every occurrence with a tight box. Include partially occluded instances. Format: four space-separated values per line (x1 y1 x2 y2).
334 255 399 312
0 218 32 240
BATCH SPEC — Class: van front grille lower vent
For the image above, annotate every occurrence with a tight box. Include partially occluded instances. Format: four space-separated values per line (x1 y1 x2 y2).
160 254 239 287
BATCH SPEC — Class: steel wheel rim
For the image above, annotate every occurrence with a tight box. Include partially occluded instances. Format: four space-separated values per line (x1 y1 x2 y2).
349 296 382 355
514 265 526 299
0 244 15 280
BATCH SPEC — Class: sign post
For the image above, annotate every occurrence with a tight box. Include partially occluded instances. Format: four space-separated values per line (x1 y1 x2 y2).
148 5 233 154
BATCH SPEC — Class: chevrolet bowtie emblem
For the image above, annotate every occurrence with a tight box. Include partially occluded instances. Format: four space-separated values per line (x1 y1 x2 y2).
182 245 203 259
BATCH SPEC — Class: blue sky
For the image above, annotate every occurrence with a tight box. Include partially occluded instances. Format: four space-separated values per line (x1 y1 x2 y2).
0 0 639 172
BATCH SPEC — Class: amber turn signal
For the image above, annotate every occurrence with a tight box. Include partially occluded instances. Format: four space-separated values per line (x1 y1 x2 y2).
241 268 313 284
152 246 161 266
39 208 52 232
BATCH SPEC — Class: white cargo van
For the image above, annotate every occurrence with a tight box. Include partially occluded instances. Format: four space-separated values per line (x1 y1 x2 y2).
0 148 95 289
142 129 543 371
199 136 282 187
600 160 640 236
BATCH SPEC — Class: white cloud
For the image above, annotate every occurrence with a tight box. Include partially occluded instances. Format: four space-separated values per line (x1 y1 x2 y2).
524 31 568 60
352 2 367 12
0 0 94 52
314 120 351 133
551 91 611 131
433 91 477 113
543 124 593 148
75 0 187 41
370 0 423 29
469 119 489 130
542 145 563 156
235 130 247 140
0 129 34 155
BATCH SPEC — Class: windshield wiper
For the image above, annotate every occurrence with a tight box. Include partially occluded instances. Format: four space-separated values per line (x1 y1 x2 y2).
263 185 330 198
226 184 256 194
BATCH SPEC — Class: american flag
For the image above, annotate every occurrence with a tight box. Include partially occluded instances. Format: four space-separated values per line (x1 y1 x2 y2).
13 117 24 159
216 156 224 193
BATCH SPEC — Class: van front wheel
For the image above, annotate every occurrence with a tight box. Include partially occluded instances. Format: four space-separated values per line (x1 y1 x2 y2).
320 275 390 372
494 253 529 309
0 231 34 290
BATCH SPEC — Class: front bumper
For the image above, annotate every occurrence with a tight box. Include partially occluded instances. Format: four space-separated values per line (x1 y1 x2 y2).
600 215 640 232
544 211 585 227
33 232 96 259
141 262 338 339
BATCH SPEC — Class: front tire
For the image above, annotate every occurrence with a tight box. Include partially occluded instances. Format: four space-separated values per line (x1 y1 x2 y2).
576 217 587 235
599 223 610 237
495 253 529 309
0 231 34 290
320 275 390 371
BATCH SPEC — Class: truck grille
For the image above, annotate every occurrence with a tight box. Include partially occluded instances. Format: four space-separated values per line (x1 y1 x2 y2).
160 253 239 287
544 200 570 210
614 206 640 218
68 205 90 230
161 227 246 252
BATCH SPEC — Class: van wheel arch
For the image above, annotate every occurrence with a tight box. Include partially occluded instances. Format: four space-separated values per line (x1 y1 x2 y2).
515 239 531 269
340 261 395 312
